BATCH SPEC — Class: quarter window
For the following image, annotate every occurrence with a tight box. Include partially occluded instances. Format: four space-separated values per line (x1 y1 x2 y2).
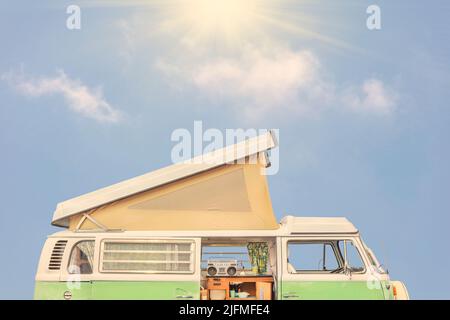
68 241 95 274
100 240 195 274
338 240 365 272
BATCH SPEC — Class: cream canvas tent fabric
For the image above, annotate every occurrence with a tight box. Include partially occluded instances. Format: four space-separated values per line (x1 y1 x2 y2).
52 131 279 231
68 163 277 231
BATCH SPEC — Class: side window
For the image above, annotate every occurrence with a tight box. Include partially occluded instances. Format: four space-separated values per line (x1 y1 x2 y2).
100 240 195 274
287 242 339 273
68 241 95 274
338 240 365 272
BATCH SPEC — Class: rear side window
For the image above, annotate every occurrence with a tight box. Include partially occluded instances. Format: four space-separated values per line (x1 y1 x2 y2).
100 240 195 274
68 241 95 274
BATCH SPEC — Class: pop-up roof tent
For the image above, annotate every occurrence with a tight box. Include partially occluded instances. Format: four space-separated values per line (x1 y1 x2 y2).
52 131 279 231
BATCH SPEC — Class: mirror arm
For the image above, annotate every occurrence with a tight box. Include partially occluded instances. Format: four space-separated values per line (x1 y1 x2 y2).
343 240 352 277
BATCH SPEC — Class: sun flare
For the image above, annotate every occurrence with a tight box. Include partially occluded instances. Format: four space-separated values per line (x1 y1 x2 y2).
109 0 358 52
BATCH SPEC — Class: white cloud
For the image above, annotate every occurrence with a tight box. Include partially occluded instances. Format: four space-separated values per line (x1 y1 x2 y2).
342 78 397 115
155 45 398 121
1 70 122 123
190 47 333 120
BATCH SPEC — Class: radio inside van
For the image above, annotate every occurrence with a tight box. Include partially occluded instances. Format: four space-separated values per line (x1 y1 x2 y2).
207 259 238 277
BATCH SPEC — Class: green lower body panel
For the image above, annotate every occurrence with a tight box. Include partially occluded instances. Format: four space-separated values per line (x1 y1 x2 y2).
92 281 199 300
281 281 387 300
34 281 199 300
34 281 92 300
35 280 387 300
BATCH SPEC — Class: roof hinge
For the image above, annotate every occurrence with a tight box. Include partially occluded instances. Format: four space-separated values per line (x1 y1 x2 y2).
74 209 122 232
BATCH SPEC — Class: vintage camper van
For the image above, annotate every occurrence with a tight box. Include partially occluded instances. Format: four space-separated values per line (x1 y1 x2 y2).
34 132 409 300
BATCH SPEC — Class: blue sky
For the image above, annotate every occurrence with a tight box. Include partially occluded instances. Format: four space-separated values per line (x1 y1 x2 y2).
0 0 449 299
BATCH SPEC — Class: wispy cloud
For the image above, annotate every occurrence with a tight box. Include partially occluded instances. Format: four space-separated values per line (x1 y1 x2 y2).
342 78 397 115
155 45 398 121
1 69 122 123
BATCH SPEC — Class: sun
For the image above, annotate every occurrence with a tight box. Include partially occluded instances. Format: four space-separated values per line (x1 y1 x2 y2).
176 0 262 43
185 0 258 28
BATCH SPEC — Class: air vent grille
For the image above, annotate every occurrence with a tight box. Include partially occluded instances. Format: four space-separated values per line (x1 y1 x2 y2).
48 240 68 270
